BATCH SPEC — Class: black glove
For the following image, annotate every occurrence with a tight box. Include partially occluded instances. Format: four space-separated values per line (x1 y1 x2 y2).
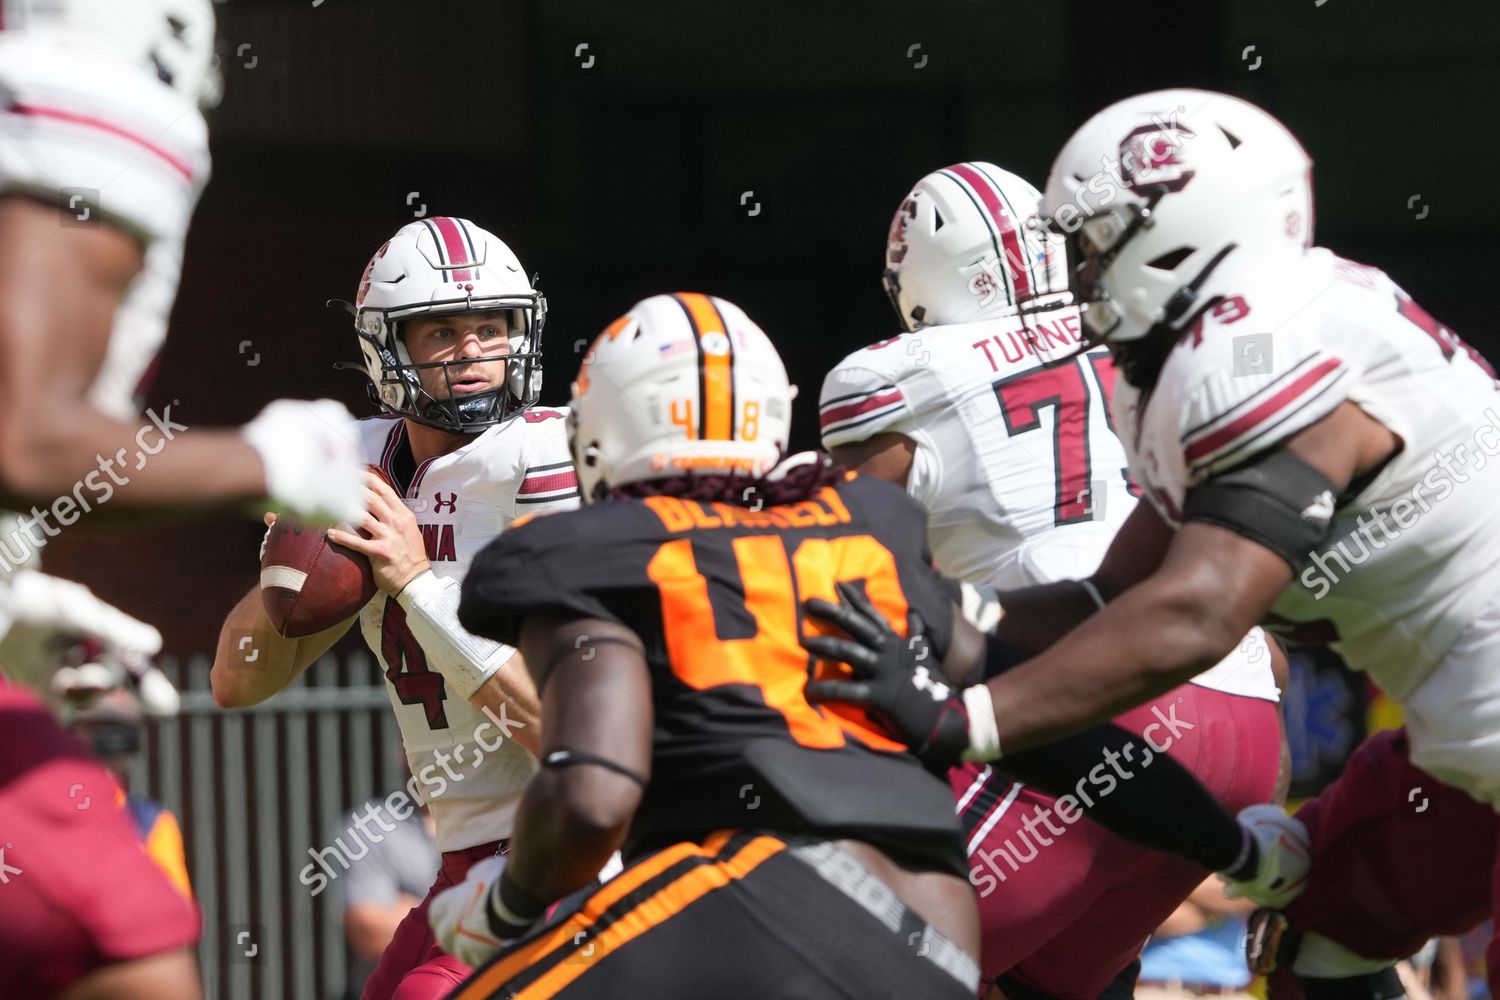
802 582 971 773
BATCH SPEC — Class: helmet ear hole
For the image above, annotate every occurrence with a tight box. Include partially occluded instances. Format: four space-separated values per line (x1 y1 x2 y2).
931 207 946 232
1146 247 1195 271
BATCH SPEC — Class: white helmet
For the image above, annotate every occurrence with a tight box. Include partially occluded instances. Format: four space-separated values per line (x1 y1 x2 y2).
5 0 223 109
883 162 1069 331
569 293 793 503
1040 89 1312 356
342 217 546 434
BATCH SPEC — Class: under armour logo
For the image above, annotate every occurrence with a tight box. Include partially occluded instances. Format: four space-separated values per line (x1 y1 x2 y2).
433 492 458 514
910 666 951 701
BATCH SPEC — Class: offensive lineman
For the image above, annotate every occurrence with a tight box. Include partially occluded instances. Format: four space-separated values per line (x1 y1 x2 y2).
820 161 1282 999
0 4 366 998
209 218 578 1000
803 89 1500 1000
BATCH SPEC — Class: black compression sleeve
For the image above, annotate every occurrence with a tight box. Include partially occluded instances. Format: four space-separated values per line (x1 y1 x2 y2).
995 722 1242 871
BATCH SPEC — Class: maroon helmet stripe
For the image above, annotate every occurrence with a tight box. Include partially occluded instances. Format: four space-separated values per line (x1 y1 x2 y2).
431 217 474 282
946 162 1031 301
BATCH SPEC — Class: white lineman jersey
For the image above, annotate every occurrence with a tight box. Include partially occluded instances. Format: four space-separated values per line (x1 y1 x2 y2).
821 305 1134 590
1116 247 1500 701
0 18 211 419
355 409 580 851
822 304 1277 702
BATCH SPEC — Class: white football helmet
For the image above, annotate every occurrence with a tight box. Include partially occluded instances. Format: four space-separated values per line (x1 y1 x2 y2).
569 293 793 502
3 0 222 109
342 218 546 434
884 162 1069 331
1040 89 1312 356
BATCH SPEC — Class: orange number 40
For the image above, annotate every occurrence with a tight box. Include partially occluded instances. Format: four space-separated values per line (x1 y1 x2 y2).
646 533 909 752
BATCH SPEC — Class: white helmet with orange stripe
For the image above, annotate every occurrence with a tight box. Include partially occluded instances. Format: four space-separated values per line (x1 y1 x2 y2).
883 162 1069 331
569 293 793 503
339 217 547 434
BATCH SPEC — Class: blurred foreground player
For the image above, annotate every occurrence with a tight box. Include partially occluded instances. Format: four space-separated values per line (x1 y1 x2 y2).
823 161 1282 998
430 292 984 999
804 89 1500 1000
0 2 365 998
211 219 578 1000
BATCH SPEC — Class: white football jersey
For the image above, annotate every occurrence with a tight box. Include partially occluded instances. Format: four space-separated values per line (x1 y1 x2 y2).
1117 247 1500 700
355 409 580 851
821 305 1133 589
822 304 1277 702
0 19 211 418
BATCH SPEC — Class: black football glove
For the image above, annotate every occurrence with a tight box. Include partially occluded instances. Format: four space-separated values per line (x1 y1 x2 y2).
802 582 971 773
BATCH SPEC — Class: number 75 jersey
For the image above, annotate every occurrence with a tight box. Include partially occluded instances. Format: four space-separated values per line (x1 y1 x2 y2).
820 304 1136 589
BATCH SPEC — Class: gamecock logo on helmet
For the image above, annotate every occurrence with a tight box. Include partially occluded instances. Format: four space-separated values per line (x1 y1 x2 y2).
355 240 392 308
1118 123 1197 194
886 197 917 265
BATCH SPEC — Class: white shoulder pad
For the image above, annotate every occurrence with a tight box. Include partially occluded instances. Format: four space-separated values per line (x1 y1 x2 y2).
1168 299 1351 484
514 408 580 514
819 335 931 448
0 34 210 245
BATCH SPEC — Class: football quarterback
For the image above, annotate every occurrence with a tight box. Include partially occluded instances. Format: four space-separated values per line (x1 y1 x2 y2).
210 219 579 1000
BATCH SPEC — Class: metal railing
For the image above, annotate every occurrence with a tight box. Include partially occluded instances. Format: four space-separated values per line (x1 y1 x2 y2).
132 652 403 1000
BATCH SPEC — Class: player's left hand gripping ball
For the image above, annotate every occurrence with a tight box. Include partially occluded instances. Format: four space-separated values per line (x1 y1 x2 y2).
802 582 972 772
430 855 542 968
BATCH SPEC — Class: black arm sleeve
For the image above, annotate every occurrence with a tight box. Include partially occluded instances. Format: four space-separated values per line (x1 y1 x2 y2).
995 722 1242 872
1181 448 1339 571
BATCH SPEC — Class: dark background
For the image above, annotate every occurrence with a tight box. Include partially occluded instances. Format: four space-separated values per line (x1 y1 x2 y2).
45 0 1500 657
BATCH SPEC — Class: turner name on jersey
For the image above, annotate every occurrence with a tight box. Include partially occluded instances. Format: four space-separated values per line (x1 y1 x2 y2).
820 304 1135 589
1118 248 1500 699
354 410 579 850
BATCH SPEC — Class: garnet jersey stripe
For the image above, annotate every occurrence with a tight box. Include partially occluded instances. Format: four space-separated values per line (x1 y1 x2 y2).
819 386 905 426
517 461 580 504
1182 354 1347 473
7 101 195 180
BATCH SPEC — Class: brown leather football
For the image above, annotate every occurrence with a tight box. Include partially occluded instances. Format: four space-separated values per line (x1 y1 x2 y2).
259 465 388 637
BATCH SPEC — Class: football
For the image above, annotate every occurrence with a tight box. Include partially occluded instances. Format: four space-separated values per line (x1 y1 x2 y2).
259 466 386 637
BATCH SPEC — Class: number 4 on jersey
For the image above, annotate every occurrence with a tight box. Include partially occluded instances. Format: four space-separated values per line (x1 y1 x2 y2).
381 597 448 729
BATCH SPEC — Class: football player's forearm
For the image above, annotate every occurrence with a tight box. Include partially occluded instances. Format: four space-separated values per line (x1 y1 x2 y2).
468 660 542 757
986 574 1239 753
0 407 267 514
211 587 348 707
504 769 635 905
997 722 1246 872
991 580 1102 657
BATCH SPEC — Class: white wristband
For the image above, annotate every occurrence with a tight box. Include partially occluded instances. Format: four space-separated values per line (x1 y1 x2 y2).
395 567 445 611
395 570 512 701
960 684 1002 762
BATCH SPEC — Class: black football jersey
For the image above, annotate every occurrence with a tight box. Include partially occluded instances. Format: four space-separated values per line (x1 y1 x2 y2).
460 473 967 875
